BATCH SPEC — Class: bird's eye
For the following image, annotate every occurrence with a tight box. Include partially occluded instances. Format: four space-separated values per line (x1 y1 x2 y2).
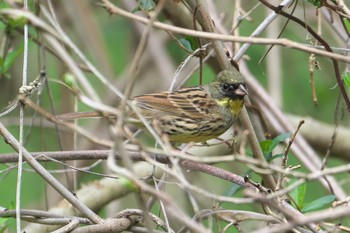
222 83 230 92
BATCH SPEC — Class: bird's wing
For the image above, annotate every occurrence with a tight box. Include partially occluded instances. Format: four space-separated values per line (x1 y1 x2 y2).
132 87 217 119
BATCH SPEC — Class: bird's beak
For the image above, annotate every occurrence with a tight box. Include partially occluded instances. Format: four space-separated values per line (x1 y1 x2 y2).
235 84 248 96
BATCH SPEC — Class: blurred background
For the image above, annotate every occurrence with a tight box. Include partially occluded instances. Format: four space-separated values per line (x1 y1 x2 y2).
0 1 349 232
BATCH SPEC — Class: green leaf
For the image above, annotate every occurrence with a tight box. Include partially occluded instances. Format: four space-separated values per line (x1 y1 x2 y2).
259 139 273 154
301 195 336 212
289 180 306 209
0 226 7 233
343 18 350 33
3 46 24 72
7 16 27 30
186 36 199 51
0 216 9 233
119 177 139 192
9 202 15 210
140 0 156 11
270 132 292 150
0 217 8 226
178 36 200 53
270 153 284 161
297 183 306 207
224 183 242 197
259 132 291 155
131 7 139 13
132 0 156 13
64 73 77 89
343 72 350 88
178 38 193 52
306 0 323 8
224 170 252 197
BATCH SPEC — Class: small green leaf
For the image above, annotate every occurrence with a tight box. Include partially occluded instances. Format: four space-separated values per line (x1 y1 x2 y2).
140 0 156 11
3 47 24 72
297 183 306 207
178 38 193 52
119 177 139 192
132 0 156 13
301 195 336 212
224 170 252 197
259 132 291 155
270 153 284 161
186 36 199 51
178 36 200 53
0 221 8 233
259 139 273 154
270 132 292 150
131 6 138 13
0 217 8 226
64 73 77 89
0 215 9 233
224 183 242 197
343 18 350 33
306 0 323 8
8 202 15 210
289 181 306 209
343 72 350 88
7 16 27 30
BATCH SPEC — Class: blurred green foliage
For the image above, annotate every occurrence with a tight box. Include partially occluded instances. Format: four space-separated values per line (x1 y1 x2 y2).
0 1 348 231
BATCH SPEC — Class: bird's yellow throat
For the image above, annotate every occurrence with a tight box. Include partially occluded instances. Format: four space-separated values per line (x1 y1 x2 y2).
217 98 244 115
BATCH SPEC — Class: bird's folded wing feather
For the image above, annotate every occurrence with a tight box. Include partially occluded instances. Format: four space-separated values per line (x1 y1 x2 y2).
132 87 216 119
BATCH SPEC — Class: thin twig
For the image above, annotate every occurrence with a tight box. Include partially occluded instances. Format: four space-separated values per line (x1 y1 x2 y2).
16 0 29 231
275 120 304 191
283 120 304 164
309 53 319 105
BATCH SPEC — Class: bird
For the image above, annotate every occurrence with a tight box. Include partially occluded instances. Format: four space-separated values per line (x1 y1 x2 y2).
57 69 247 143
127 69 247 143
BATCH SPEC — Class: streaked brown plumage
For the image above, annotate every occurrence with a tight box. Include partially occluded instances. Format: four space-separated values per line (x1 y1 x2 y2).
129 69 247 143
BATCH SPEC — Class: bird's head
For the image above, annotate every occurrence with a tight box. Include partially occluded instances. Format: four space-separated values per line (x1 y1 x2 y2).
209 69 248 100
